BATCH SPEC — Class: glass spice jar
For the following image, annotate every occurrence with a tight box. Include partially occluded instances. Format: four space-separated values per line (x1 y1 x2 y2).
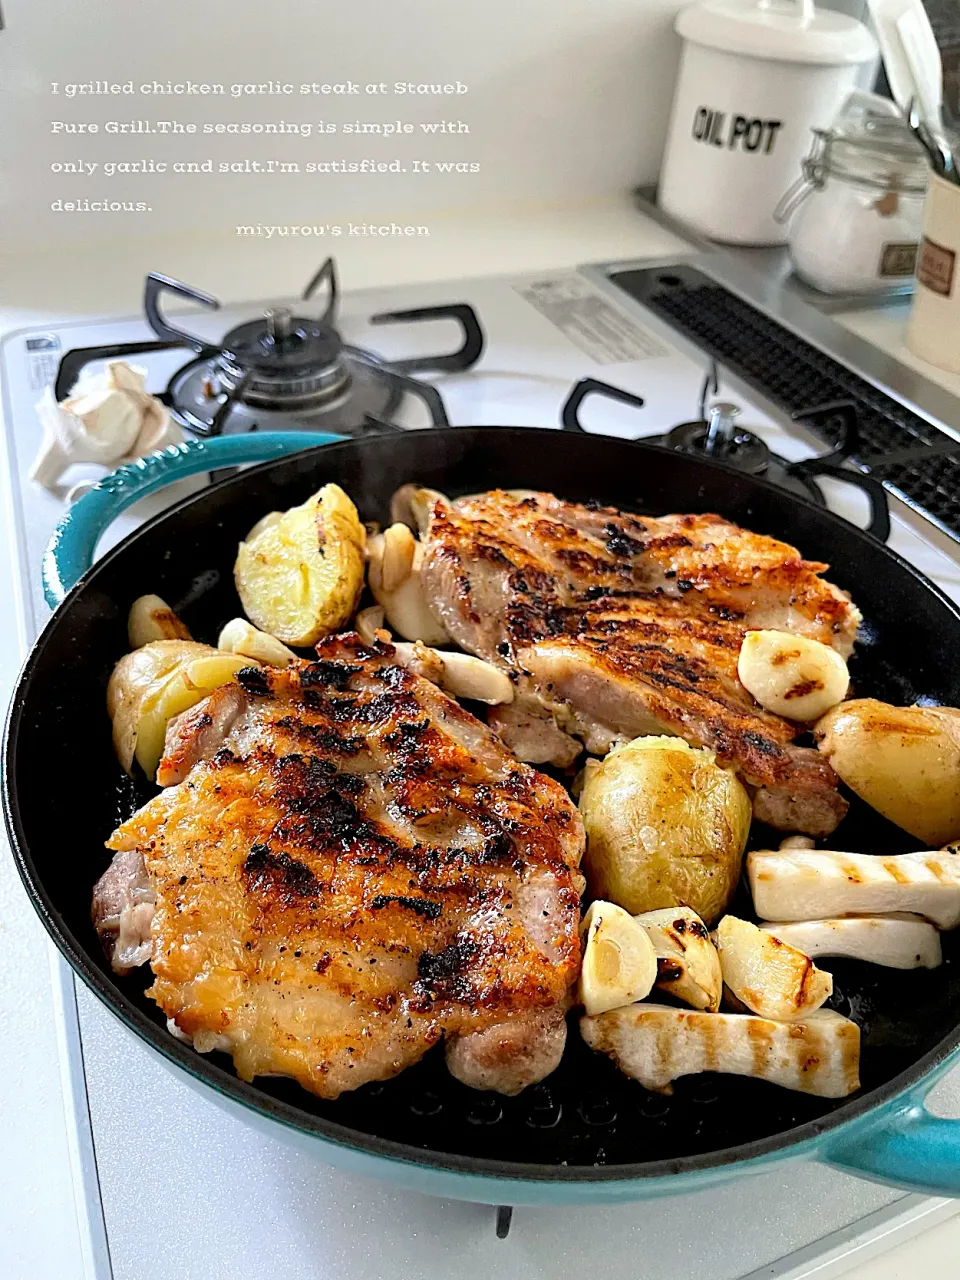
776 92 930 295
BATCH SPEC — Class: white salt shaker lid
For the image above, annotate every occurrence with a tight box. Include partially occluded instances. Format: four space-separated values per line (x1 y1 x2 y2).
676 0 878 66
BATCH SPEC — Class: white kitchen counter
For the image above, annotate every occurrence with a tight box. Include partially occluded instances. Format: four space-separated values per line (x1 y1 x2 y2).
2 194 959 1280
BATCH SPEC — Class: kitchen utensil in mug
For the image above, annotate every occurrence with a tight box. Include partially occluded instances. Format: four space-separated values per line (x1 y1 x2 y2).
907 97 955 181
906 172 960 372
658 0 878 245
867 0 944 128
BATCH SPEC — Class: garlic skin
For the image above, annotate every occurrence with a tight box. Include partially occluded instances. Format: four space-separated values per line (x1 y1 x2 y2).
31 361 182 492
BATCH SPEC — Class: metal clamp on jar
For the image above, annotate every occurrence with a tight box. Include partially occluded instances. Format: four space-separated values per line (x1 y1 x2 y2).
775 91 930 295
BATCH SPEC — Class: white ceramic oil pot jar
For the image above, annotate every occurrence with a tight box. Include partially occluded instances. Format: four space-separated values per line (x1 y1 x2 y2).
658 0 878 245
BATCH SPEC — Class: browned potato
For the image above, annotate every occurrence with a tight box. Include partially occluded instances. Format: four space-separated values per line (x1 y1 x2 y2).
234 483 366 646
107 640 254 781
815 699 960 846
107 640 212 773
578 736 752 925
134 652 254 779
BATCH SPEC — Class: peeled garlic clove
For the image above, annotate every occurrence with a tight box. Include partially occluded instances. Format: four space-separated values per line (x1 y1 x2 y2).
128 595 192 648
378 523 418 594
634 906 722 1012
391 643 514 704
579 900 658 1017
390 484 448 536
367 527 450 646
738 630 849 722
217 618 297 667
780 835 816 850
715 914 832 1023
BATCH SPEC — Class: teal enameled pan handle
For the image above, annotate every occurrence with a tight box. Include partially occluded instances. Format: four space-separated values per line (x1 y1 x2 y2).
825 1064 960 1196
41 432 344 608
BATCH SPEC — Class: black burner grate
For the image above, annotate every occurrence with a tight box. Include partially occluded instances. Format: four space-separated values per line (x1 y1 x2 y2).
610 266 960 540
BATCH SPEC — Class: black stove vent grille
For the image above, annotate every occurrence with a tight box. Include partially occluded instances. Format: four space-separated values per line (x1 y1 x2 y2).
611 266 960 541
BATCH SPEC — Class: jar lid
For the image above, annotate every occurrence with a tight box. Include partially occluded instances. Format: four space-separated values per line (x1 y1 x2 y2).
676 0 878 66
822 91 930 191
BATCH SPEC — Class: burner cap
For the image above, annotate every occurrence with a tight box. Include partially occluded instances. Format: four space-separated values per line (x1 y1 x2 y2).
221 307 343 375
663 420 770 475
215 307 349 408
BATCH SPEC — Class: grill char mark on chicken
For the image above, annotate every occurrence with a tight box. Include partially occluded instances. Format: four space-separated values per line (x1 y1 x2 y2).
421 490 860 835
96 635 584 1099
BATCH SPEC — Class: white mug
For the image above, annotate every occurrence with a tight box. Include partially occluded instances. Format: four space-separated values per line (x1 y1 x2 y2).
906 174 960 374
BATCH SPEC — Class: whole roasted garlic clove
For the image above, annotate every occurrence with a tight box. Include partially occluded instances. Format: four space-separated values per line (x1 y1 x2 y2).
715 914 832 1022
391 641 514 705
217 618 298 668
578 900 658 1016
762 916 942 970
128 595 192 648
581 1004 860 1098
748 847 960 929
633 906 722 1012
367 523 450 645
389 484 449 537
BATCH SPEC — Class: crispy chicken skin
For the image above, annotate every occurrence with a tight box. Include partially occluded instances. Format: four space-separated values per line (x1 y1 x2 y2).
99 636 584 1099
422 491 860 660
421 490 859 835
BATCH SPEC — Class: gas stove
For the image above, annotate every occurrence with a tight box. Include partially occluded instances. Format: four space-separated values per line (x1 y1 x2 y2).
54 257 483 436
4 257 960 1280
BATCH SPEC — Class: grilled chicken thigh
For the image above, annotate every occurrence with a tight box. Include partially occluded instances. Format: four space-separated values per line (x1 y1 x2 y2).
421 490 859 835
94 636 584 1099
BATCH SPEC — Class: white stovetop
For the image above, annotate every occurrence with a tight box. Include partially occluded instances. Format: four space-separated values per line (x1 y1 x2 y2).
3 196 960 1280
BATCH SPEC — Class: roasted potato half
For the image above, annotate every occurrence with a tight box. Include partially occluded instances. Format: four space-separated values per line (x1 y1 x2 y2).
108 639 254 781
579 736 752 925
234 483 366 646
108 640 212 774
815 699 960 846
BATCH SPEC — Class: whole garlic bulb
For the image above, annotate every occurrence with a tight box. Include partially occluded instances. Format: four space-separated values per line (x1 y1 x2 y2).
31 361 181 492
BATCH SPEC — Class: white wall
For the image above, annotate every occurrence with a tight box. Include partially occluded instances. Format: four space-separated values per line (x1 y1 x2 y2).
0 0 688 251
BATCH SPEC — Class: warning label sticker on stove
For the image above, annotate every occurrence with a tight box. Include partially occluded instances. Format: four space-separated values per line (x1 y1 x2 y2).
24 333 62 392
514 275 668 365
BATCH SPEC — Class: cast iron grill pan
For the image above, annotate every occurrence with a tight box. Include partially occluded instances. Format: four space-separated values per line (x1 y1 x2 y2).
8 429 960 1178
